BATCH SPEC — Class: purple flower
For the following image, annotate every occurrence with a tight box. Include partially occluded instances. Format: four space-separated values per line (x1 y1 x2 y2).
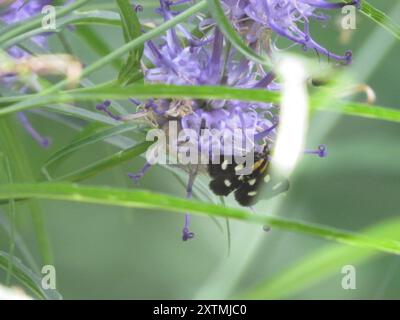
0 0 53 58
99 0 279 241
95 0 330 241
222 0 360 63
143 28 278 146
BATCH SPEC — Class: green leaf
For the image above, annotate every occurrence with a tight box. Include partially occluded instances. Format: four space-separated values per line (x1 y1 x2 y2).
43 122 146 171
0 0 90 46
0 212 40 274
360 1 400 41
314 101 400 124
0 118 54 267
0 251 62 300
116 0 144 85
47 141 152 182
1 10 123 50
59 9 121 26
2 83 400 125
0 84 280 115
44 104 120 125
242 216 400 299
1 183 400 256
206 0 270 66
0 153 16 285
75 25 123 70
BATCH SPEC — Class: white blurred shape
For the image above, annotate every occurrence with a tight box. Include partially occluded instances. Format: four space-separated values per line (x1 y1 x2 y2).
273 56 309 175
0 284 33 300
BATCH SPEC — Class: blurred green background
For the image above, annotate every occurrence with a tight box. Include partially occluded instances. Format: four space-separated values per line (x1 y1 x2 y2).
1 0 400 299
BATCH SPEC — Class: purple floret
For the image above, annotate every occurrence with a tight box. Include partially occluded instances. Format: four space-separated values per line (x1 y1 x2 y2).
222 0 360 63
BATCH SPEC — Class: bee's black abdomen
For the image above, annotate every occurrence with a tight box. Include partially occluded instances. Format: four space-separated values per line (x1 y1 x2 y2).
208 157 241 196
209 178 238 196
207 146 289 206
234 179 263 206
208 157 235 178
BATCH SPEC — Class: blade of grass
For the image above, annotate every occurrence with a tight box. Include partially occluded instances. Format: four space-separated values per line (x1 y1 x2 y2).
0 212 40 274
75 25 123 70
0 0 90 45
43 122 146 170
0 251 62 300
0 153 16 285
242 216 400 299
0 117 53 266
45 141 152 182
315 101 400 124
116 0 144 85
0 84 280 115
2 84 400 125
33 108 136 150
225 217 231 257
43 104 121 125
1 183 400 255
360 1 400 41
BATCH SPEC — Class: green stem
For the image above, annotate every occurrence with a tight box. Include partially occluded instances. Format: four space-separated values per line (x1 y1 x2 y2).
0 117 54 266
0 0 91 45
360 1 400 41
1 154 16 286
75 25 123 70
0 0 207 116
0 84 280 116
1 183 400 256
57 32 74 56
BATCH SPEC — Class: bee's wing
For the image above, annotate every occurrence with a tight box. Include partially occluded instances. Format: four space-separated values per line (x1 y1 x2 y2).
234 173 289 207
260 174 290 200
